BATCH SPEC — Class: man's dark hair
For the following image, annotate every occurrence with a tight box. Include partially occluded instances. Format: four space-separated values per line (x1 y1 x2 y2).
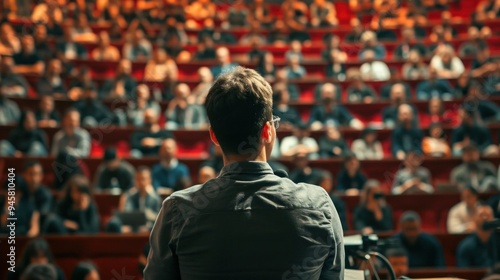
400 211 421 223
23 160 42 172
22 263 57 280
205 67 273 156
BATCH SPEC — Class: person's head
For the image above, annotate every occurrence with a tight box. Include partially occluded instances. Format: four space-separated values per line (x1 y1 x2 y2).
401 27 415 42
476 44 490 62
160 138 177 161
40 95 54 113
81 86 97 101
428 97 443 116
198 67 213 83
103 147 120 170
22 160 43 190
97 31 110 48
461 185 479 208
476 204 494 232
205 67 274 161
154 48 168 64
361 180 383 204
408 49 422 64
21 35 35 53
458 106 474 125
63 108 81 132
350 18 362 32
273 88 290 105
18 110 37 131
76 13 89 29
326 35 340 49
361 128 377 144
467 80 484 99
428 122 444 139
263 52 274 65
363 49 375 62
63 25 74 42
326 125 341 140
390 83 406 105
0 55 14 75
400 211 421 243
198 166 216 184
136 84 150 100
441 10 452 25
47 58 62 76
0 22 15 39
428 66 438 80
134 166 152 192
467 26 480 41
290 40 302 52
461 144 480 164
143 108 159 127
65 174 91 205
361 30 377 48
34 24 47 41
343 153 360 173
20 238 54 269
439 46 455 65
216 47 231 65
397 104 413 125
294 122 310 139
320 83 337 104
71 261 100 280
131 29 144 45
293 151 310 169
386 248 409 278
404 150 423 169
287 53 301 67
117 59 132 75
22 263 57 280
174 83 190 99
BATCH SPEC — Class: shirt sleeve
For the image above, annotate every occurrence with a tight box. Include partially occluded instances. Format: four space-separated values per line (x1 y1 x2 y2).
144 197 182 280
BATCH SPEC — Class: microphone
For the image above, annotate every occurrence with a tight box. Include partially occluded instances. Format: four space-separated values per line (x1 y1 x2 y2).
274 169 289 178
482 219 500 231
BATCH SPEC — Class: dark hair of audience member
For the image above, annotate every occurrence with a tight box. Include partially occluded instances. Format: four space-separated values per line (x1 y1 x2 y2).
18 238 56 274
71 261 99 280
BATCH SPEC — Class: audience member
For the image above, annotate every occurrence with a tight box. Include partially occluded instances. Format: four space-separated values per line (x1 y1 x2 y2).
459 26 485 57
127 84 161 127
106 166 161 233
346 69 376 103
0 110 48 157
73 87 114 127
310 0 338 27
325 49 347 81
283 54 306 79
393 211 445 268
451 107 498 156
185 0 216 25
51 108 91 158
21 263 58 280
145 48 178 82
289 152 324 185
456 204 498 267
416 67 454 100
359 30 387 60
57 27 88 60
395 27 428 60
360 50 391 81
430 45 465 79
100 59 138 99
32 0 63 24
466 81 500 123
336 154 367 195
476 0 500 20
421 97 458 127
71 261 100 280
391 104 423 159
379 71 412 100
402 49 429 80
152 139 191 193
72 13 97 43
36 95 60 128
190 67 213 105
91 31 120 61
1 180 39 236
273 68 300 101
272 89 301 129
471 45 496 78
256 52 277 82
351 128 384 160
211 47 238 78
282 0 310 43
13 35 44 75
195 36 217 60
165 83 207 129
0 22 21 55
68 67 98 101
450 144 498 192
382 84 417 128
130 109 173 158
386 248 409 279
353 180 393 234
44 175 100 234
422 122 451 157
280 123 319 159
0 56 29 97
123 29 152 62
36 58 67 98
310 83 364 129
319 125 349 158
392 151 434 195
249 0 273 27
93 148 135 193
345 18 364 43
201 145 224 175
447 186 480 234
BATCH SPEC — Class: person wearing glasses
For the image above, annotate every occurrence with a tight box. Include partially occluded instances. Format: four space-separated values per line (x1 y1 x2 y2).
145 67 345 279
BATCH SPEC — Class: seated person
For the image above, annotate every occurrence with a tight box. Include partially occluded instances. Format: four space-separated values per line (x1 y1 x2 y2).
448 186 480 234
71 13 97 43
195 35 217 60
345 17 364 43
127 84 161 127
0 56 29 97
382 85 418 128
272 89 301 129
0 22 21 56
451 106 498 156
288 152 325 184
36 95 60 128
191 67 214 105
466 81 500 123
379 72 412 100
430 45 465 79
185 0 216 24
73 87 114 127
351 128 384 160
458 26 485 57
36 58 67 98
93 148 135 193
358 30 387 60
106 167 161 233
422 122 451 157
457 204 499 267
360 50 391 81
145 48 178 82
353 180 393 234
310 0 338 27
336 154 367 195
226 0 249 27
421 97 458 128
450 144 498 192
91 31 120 61
318 125 349 158
100 59 138 100
416 67 454 100
394 27 428 60
325 49 347 81
130 109 173 158
346 70 376 103
56 27 88 60
13 35 45 75
1 181 40 237
43 175 100 234
50 108 91 158
310 83 364 130
402 49 429 80
0 110 48 157
391 104 423 160
285 40 304 63
280 123 319 159
257 52 277 81
283 54 306 80
392 151 434 195
393 211 445 268
386 248 409 279
165 83 207 129
211 47 238 79
273 69 300 101
123 29 152 62
152 139 191 193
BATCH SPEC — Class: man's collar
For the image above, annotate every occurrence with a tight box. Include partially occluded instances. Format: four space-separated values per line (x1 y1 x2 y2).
219 161 274 177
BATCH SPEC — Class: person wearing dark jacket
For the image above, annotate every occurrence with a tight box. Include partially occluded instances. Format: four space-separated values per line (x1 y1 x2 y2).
319 125 349 158
336 154 367 194
0 56 29 97
35 58 67 97
392 104 423 160
272 88 302 129
71 261 100 280
354 180 393 233
416 67 454 100
72 87 114 127
130 109 173 158
100 59 137 100
0 110 48 157
93 148 135 193
35 95 60 128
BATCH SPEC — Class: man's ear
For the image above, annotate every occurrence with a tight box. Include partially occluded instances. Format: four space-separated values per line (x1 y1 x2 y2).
261 122 273 144
209 126 221 146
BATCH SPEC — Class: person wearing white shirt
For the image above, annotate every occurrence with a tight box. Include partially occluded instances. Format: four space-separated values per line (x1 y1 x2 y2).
351 128 384 160
430 45 465 79
360 50 391 81
280 123 319 159
447 186 480 234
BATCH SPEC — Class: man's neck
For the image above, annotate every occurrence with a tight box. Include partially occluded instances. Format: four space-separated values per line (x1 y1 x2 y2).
223 151 268 166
